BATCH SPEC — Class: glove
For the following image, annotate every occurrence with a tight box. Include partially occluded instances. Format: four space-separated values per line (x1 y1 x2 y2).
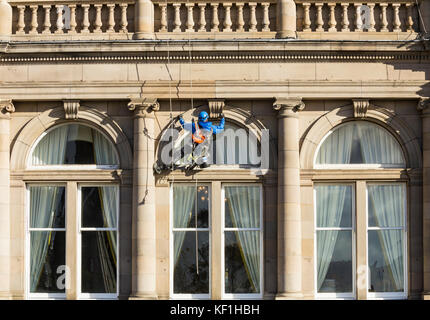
178 116 185 126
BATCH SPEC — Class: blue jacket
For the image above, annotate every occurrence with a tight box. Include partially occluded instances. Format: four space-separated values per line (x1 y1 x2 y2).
179 117 225 135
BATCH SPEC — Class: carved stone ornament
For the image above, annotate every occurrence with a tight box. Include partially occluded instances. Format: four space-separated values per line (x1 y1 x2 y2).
208 99 225 119
417 97 430 112
0 99 15 119
273 97 305 114
353 99 370 118
128 98 160 117
63 100 80 120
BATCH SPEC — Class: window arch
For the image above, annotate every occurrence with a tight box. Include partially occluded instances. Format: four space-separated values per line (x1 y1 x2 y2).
315 121 406 168
30 123 119 169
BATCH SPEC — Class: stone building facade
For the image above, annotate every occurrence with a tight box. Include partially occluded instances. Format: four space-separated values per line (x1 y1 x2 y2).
0 0 429 300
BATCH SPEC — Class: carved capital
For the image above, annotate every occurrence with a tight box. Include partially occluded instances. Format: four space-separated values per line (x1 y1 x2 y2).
128 98 160 118
273 97 305 118
208 99 225 119
353 99 370 118
0 99 15 119
417 97 430 114
63 100 80 120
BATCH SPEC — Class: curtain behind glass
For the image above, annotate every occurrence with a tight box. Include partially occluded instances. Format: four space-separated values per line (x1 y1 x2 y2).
92 129 119 165
173 186 196 266
32 126 69 165
316 123 354 164
30 186 61 292
225 186 260 293
98 186 118 264
368 185 404 291
316 185 349 291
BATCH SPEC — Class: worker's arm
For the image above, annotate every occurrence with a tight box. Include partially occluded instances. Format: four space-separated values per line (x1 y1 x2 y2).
178 116 193 132
211 116 225 134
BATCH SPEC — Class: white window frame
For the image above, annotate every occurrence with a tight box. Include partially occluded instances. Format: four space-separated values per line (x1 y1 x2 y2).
77 183 120 300
221 183 264 300
313 121 406 170
27 122 120 171
169 183 212 300
366 182 408 300
313 182 356 300
25 183 67 300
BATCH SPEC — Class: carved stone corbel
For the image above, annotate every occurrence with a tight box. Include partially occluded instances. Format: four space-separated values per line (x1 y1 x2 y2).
273 97 305 118
352 99 370 118
128 98 160 118
417 97 430 113
0 99 15 119
208 99 225 119
63 100 80 120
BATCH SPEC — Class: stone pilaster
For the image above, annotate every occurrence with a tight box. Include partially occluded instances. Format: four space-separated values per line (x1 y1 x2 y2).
134 0 155 40
419 97 430 299
128 98 159 299
276 0 297 39
0 99 14 298
273 97 304 299
0 0 12 41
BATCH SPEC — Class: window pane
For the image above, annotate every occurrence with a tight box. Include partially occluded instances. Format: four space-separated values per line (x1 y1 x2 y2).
225 186 260 228
368 230 404 293
316 230 352 293
173 185 208 229
368 185 404 228
82 186 117 228
30 231 65 293
32 124 118 166
81 231 117 294
225 231 260 294
30 186 65 229
173 231 209 294
316 185 352 228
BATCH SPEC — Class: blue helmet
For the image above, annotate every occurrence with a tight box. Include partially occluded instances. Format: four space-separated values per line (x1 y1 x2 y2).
198 111 209 122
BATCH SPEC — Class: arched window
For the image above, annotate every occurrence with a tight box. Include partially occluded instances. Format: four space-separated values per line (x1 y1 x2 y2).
315 121 405 168
30 123 119 168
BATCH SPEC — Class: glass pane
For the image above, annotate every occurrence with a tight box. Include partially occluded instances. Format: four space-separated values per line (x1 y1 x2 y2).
81 231 117 294
30 231 66 293
225 231 260 294
316 230 352 293
173 231 209 294
225 186 260 228
30 186 65 229
173 185 209 229
82 186 118 228
368 184 404 228
316 185 352 228
368 230 404 293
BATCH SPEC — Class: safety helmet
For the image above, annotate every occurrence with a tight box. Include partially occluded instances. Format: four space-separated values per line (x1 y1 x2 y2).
198 111 209 122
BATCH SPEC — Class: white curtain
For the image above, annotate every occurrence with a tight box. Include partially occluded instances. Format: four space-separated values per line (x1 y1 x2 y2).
173 185 196 267
357 123 404 165
225 186 260 293
30 186 61 292
368 185 404 291
316 185 349 291
32 126 69 165
316 123 354 164
92 129 119 165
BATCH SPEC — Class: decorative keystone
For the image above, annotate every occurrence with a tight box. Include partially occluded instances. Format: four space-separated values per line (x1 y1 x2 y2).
63 100 80 120
353 99 370 118
208 99 225 119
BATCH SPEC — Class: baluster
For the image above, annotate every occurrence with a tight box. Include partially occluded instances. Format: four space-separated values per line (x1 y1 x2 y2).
303 3 311 32
236 3 245 32
406 3 414 32
159 3 167 32
262 3 270 32
69 5 77 33
107 4 115 33
211 3 219 32
55 5 64 34
17 5 25 34
341 3 349 32
380 3 388 32
316 3 324 32
249 2 257 32
120 3 128 32
354 3 362 31
94 4 103 33
392 3 401 32
173 3 182 32
42 5 51 34
185 3 195 32
81 4 90 33
223 3 232 32
198 3 206 32
29 5 38 34
367 3 376 32
328 3 336 32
